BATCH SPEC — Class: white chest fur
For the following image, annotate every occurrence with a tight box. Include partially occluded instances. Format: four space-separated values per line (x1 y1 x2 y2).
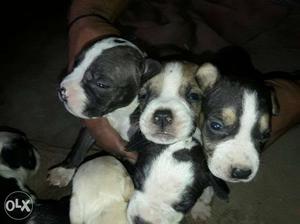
127 138 198 224
143 139 196 201
105 97 138 141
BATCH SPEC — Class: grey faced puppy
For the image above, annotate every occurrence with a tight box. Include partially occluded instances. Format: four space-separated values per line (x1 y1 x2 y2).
59 37 160 119
48 37 160 187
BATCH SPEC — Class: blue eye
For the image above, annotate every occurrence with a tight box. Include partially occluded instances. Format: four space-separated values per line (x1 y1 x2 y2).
210 121 223 130
188 93 200 101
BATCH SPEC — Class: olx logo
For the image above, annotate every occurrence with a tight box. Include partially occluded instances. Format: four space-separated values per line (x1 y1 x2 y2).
4 191 34 220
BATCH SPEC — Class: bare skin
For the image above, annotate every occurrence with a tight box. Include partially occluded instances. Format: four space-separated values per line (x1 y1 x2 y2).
83 118 137 162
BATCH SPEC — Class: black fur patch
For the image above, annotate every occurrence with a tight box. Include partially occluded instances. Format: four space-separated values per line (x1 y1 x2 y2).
1 137 37 170
172 149 191 162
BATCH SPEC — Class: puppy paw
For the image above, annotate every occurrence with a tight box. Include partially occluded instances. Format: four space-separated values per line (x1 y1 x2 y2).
190 201 211 221
47 167 75 187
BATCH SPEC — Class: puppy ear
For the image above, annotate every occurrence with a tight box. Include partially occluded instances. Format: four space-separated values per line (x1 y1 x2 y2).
195 63 220 92
208 173 230 201
141 58 161 84
269 86 280 116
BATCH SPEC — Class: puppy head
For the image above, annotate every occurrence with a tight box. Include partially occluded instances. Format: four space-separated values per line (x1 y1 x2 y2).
59 37 161 118
127 191 183 224
138 61 203 145
0 127 39 182
197 63 279 183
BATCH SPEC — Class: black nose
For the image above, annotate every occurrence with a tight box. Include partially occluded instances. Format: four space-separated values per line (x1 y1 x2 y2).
153 109 173 129
231 168 252 179
58 87 68 102
134 216 148 224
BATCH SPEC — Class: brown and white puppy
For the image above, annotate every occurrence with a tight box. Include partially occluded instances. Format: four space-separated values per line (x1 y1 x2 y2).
137 61 202 145
127 61 229 224
196 62 279 183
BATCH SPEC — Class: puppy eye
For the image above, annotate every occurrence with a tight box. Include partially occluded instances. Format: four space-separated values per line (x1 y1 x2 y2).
96 82 110 88
188 92 200 101
210 121 223 131
138 88 149 101
138 92 147 100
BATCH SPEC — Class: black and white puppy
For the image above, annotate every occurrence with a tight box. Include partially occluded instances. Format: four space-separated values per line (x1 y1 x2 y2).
126 62 229 224
196 55 279 183
0 127 39 199
49 37 161 187
0 127 38 223
0 127 70 224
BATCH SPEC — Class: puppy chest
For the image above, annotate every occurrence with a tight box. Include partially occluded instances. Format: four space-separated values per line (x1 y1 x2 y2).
143 150 195 203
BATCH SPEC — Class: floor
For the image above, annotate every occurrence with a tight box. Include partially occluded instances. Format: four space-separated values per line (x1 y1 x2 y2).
0 2 299 224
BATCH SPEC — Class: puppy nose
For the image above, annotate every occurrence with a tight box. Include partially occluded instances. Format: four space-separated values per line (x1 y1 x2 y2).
133 216 148 224
231 168 252 179
58 87 68 102
153 109 173 129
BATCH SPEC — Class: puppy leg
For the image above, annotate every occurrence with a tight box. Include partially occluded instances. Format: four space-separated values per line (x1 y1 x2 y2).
47 128 95 187
47 167 76 187
70 193 84 224
190 187 214 221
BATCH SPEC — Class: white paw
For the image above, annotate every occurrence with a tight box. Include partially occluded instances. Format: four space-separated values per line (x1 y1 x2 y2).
47 167 75 187
190 201 211 221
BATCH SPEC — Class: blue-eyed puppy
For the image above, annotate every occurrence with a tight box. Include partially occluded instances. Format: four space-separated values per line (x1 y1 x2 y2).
196 62 279 183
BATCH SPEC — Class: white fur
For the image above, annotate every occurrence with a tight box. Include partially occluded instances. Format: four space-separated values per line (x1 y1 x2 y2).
70 156 134 224
127 138 197 224
140 62 194 145
61 37 143 118
105 97 139 141
190 187 214 221
47 167 76 187
196 63 219 89
208 90 260 182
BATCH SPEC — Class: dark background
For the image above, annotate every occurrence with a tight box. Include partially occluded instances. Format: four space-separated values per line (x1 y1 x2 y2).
0 1 299 223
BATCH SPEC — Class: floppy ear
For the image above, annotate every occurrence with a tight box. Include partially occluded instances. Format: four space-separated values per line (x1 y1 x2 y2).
269 86 280 116
195 63 220 92
141 58 161 84
208 173 230 201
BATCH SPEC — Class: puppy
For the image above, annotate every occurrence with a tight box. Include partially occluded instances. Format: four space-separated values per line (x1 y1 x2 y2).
48 37 161 187
0 127 37 224
136 61 202 145
69 156 134 224
0 127 39 200
126 62 229 224
0 127 70 224
59 37 159 120
196 55 279 183
127 134 229 224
